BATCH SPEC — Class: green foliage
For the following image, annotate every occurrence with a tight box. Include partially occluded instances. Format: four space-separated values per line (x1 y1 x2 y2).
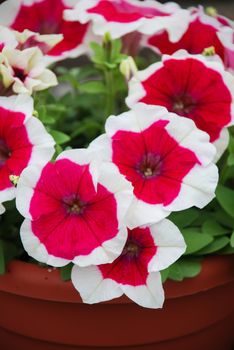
227 134 234 166
182 228 213 255
216 185 234 218
49 130 71 145
202 219 228 236
166 258 201 282
169 209 200 229
60 263 73 281
230 231 234 248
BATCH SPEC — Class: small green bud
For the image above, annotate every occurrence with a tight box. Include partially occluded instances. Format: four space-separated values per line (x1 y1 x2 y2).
103 32 112 45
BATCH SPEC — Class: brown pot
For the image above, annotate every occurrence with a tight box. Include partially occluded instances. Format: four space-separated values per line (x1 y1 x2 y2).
0 255 233 350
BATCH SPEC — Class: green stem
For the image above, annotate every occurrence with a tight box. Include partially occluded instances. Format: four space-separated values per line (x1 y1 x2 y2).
104 69 115 118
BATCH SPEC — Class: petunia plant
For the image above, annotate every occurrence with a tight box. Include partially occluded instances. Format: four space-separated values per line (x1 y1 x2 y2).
0 0 233 309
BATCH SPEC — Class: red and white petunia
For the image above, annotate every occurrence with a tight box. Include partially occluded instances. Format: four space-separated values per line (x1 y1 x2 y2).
217 27 234 73
16 149 133 267
0 94 55 211
126 51 234 159
0 0 90 61
71 219 186 308
0 25 63 55
65 0 190 41
90 103 218 228
0 46 57 94
13 29 64 55
145 6 232 64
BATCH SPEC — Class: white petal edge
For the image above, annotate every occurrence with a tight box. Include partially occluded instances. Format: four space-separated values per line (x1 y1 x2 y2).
121 272 165 309
20 219 70 267
0 94 33 122
147 219 186 272
71 264 123 304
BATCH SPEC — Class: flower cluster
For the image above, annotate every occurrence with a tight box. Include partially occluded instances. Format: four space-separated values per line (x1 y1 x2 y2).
0 0 234 309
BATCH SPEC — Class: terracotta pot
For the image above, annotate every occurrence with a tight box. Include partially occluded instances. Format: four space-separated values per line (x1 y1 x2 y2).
0 255 233 350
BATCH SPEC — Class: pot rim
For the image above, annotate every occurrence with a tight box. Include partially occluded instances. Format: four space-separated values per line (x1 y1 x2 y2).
0 255 233 304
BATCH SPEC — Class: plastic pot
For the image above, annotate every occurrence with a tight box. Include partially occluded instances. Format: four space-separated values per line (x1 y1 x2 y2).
0 255 233 350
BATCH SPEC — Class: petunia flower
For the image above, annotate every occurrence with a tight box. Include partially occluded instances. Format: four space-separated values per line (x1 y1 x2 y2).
16 149 133 267
14 29 64 55
0 94 55 211
65 0 190 42
217 27 234 73
71 219 186 308
90 103 218 228
0 0 90 61
145 6 231 64
126 51 234 159
0 46 57 94
0 24 63 55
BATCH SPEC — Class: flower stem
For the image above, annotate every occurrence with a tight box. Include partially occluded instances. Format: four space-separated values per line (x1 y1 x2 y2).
104 69 115 118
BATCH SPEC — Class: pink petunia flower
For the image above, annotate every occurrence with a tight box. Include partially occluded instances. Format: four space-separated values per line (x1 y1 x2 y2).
0 0 90 61
16 149 133 267
0 94 55 212
65 0 190 42
145 7 232 65
126 51 234 159
71 219 186 308
90 103 218 228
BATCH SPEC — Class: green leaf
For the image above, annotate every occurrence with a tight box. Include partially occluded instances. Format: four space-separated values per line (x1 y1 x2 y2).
60 263 73 281
168 263 183 281
218 243 234 255
227 136 234 166
216 185 234 218
230 231 234 248
90 42 105 65
178 259 202 278
195 236 230 255
79 81 106 94
202 219 228 236
227 153 234 166
111 39 122 59
3 241 21 263
212 209 234 229
0 240 5 275
161 268 170 283
168 259 202 281
50 130 70 145
169 208 200 229
182 228 214 255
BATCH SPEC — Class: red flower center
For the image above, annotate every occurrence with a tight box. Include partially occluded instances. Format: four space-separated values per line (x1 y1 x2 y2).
39 20 60 35
0 139 11 168
172 94 196 117
13 67 27 82
63 194 86 216
122 239 141 259
137 153 162 179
